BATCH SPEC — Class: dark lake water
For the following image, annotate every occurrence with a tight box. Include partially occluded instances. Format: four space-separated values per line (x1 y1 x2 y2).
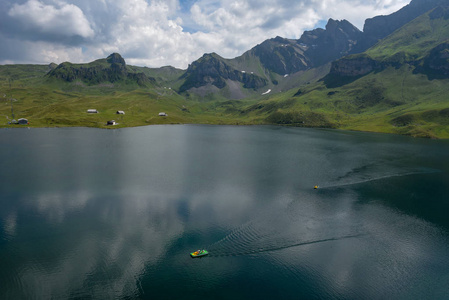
1 125 449 299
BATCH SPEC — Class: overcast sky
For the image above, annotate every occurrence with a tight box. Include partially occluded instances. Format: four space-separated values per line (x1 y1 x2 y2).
0 0 409 69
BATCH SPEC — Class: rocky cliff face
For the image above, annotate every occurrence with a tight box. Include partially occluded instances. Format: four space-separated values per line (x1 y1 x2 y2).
179 53 268 93
242 19 363 75
299 19 363 67
107 53 126 65
328 55 381 77
419 41 449 77
250 37 309 74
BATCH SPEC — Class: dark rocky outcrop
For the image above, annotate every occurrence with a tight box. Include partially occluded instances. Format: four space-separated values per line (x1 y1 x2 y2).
106 53 126 65
322 54 383 88
328 55 380 77
299 19 363 67
179 53 268 93
251 37 309 74
48 53 155 86
417 41 449 78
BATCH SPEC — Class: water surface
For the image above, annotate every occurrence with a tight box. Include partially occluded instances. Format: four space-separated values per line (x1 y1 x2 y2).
1 125 449 299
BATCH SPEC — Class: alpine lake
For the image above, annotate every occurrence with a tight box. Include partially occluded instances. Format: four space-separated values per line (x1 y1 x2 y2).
1 125 449 299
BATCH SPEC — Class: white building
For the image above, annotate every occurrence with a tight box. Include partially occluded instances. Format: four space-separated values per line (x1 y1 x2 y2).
18 118 29 125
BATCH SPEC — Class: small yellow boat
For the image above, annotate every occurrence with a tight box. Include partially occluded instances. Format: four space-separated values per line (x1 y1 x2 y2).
190 249 209 258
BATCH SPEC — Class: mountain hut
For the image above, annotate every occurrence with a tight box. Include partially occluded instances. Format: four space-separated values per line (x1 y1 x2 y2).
18 118 29 125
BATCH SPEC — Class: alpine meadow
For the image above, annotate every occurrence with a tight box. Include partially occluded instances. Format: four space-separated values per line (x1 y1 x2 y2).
2 0 449 138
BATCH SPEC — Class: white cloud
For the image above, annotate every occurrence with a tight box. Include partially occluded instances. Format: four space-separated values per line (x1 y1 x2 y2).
95 0 201 68
315 0 409 29
8 0 94 39
0 36 86 65
0 0 411 68
3 212 17 237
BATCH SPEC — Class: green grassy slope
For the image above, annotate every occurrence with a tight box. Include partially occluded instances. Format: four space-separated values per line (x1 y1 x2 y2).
1 7 449 138
245 7 449 139
1 60 449 137
0 64 52 81
365 10 449 61
0 65 255 128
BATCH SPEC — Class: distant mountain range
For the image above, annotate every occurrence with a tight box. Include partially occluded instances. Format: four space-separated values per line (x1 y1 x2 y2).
40 0 447 99
41 0 449 100
174 0 449 99
1 0 449 138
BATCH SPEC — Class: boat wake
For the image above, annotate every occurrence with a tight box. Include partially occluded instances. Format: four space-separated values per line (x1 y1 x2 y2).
208 234 365 257
202 166 436 259
317 168 440 190
205 198 365 258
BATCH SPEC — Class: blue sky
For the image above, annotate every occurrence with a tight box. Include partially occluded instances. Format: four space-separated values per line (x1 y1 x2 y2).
0 0 410 68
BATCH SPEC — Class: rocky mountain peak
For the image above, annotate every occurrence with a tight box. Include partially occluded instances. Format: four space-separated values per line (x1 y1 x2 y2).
106 53 126 66
273 36 289 43
179 52 267 95
48 62 58 70
47 53 155 86
298 18 362 67
326 19 361 34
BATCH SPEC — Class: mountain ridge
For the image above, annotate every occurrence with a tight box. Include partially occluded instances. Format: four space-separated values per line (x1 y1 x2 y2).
25 0 447 98
177 0 447 99
1 0 449 138
47 53 156 87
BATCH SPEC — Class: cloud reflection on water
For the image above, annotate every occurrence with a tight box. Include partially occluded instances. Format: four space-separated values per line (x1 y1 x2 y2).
1 126 449 299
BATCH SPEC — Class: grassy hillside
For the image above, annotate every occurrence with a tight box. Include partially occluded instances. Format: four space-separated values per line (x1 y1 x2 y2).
1 61 449 138
365 9 449 62
0 64 52 81
286 66 449 138
1 7 449 138
0 66 258 128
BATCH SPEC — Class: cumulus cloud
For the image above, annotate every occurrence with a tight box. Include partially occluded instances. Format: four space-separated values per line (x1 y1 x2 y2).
0 0 410 68
188 0 324 60
7 0 94 41
0 36 85 65
182 0 409 62
90 0 200 68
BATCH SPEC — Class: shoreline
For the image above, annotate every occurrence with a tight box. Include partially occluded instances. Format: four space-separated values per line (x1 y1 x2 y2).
1 122 446 140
